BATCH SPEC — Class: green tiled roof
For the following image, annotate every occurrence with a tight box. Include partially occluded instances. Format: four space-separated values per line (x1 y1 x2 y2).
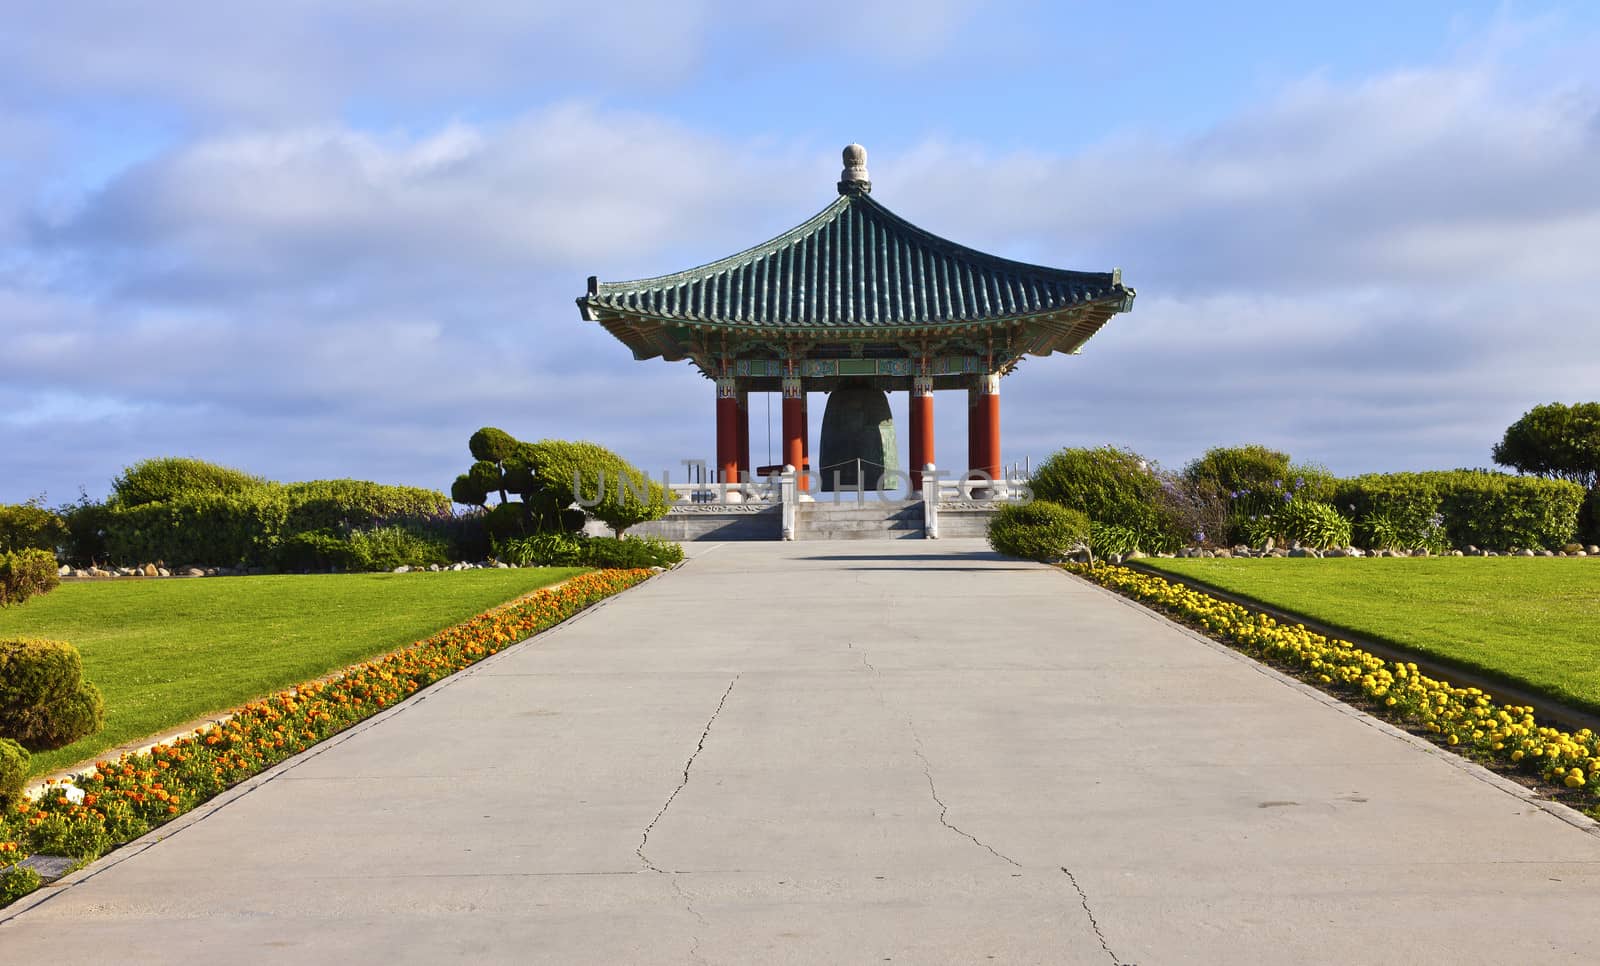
578 192 1132 333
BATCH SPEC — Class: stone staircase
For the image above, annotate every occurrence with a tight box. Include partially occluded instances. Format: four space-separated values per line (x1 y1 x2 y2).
794 500 924 539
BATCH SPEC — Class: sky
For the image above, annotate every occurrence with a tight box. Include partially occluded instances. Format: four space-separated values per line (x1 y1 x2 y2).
5 1 1600 503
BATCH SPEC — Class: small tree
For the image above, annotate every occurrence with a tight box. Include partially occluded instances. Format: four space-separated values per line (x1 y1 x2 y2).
449 429 668 539
1492 402 1600 490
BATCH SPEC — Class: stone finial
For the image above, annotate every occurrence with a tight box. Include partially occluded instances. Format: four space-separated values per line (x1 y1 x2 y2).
838 143 870 195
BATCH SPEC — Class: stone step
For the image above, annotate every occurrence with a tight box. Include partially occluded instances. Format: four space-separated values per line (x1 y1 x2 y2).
795 519 922 533
795 527 925 540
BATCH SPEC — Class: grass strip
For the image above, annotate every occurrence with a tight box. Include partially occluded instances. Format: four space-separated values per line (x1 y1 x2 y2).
0 568 652 907
1137 557 1600 716
1068 564 1600 819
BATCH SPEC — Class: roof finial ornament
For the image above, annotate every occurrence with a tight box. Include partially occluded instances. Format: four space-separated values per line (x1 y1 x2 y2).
838 143 871 196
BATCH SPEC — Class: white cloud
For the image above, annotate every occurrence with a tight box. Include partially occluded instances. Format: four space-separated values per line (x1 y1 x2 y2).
6 50 1600 502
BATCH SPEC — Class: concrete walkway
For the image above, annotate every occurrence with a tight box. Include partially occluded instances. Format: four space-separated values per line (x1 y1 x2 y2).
3 541 1598 964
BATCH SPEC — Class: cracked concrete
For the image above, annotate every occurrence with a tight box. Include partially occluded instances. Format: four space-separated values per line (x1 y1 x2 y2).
3 540 1600 964
638 675 739 874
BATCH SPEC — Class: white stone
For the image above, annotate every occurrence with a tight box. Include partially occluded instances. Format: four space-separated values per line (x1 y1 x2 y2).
393 565 411 573
58 564 72 577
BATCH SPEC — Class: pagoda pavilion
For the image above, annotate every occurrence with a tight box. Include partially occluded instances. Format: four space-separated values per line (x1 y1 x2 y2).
577 145 1134 498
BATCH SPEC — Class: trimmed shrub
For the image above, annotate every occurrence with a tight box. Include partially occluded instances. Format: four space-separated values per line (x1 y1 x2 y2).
987 500 1090 562
0 639 105 751
0 550 60 608
1031 447 1183 552
0 738 27 805
105 489 290 567
525 440 671 537
1335 471 1583 551
1433 471 1582 550
0 501 68 555
111 457 267 507
281 479 451 534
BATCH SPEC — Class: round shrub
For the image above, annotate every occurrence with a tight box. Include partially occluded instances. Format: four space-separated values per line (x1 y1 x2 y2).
0 737 28 805
0 638 106 751
0 549 61 608
1030 447 1183 551
987 501 1090 562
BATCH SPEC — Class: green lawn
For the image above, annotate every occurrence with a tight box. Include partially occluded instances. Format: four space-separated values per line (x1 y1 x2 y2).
0 569 585 777
1139 558 1600 714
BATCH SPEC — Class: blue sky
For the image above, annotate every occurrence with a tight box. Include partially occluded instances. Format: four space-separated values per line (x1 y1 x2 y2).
5 1 1600 502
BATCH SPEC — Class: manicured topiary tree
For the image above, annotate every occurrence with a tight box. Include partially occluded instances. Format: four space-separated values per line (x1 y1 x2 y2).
0 638 105 751
450 428 668 539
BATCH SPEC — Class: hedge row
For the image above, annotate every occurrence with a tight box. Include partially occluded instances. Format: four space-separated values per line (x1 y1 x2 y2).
103 478 453 569
1029 446 1587 553
1334 471 1583 552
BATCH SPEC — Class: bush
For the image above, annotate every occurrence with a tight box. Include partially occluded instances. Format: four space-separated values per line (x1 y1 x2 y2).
1357 508 1448 554
1183 445 1336 544
1 863 40 905
498 532 586 567
1433 471 1582 550
1335 471 1583 551
1088 522 1141 558
1031 447 1183 552
1273 498 1352 549
497 533 685 569
0 501 68 555
0 639 105 751
0 738 27 805
0 550 60 608
987 500 1090 562
281 480 452 534
345 525 451 572
55 494 110 566
274 529 358 572
105 489 290 567
111 457 267 507
580 535 684 569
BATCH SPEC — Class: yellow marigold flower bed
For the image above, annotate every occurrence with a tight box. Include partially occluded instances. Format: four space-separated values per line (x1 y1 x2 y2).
0 568 651 907
1069 564 1600 810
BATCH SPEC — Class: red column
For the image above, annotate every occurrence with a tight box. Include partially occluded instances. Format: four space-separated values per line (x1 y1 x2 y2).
967 387 980 477
781 377 805 490
800 390 810 490
975 373 1001 480
736 390 750 480
716 378 739 485
910 376 934 492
